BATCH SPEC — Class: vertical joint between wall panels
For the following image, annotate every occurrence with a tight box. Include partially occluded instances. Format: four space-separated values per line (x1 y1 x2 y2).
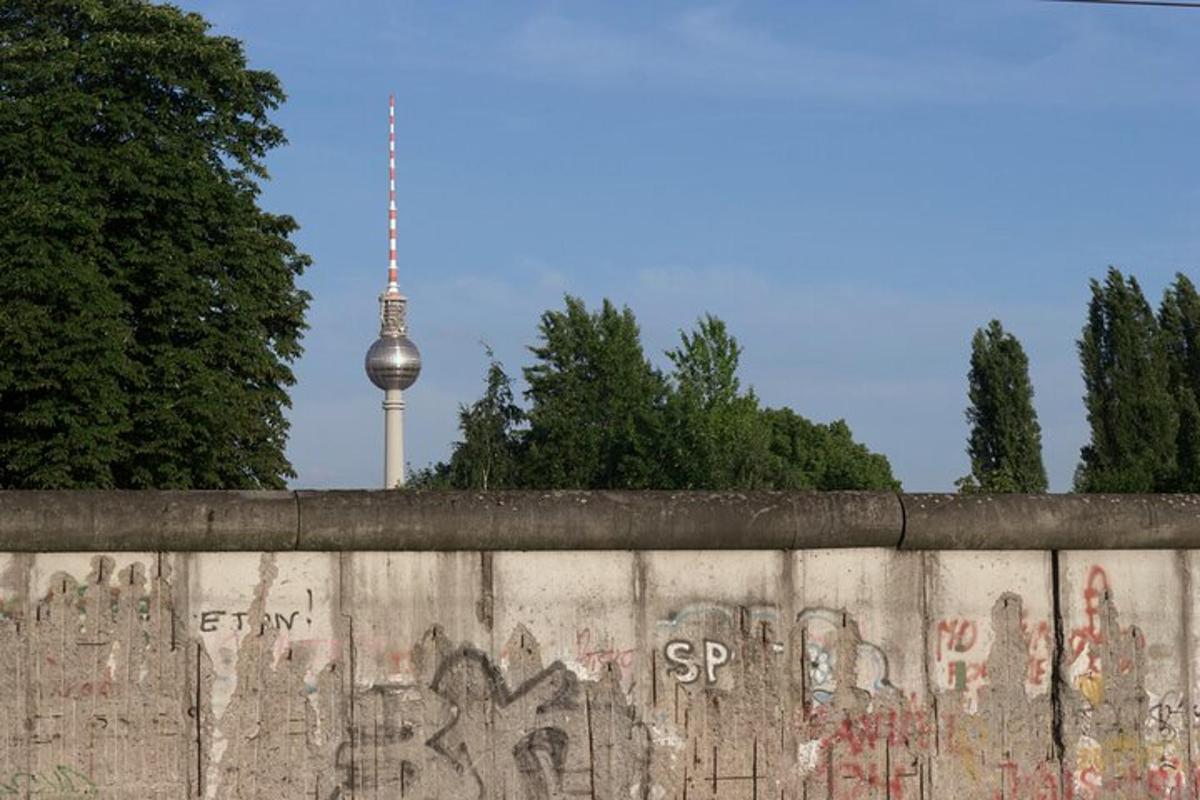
346 612 356 800
919 551 936 799
1049 550 1067 773
477 552 494 632
293 491 302 551
1178 549 1194 798
194 641 203 799
19 555 33 800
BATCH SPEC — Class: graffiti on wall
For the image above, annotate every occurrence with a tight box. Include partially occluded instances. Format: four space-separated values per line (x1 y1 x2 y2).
798 607 896 704
0 765 97 797
574 627 635 679
0 552 1196 799
326 625 650 800
1058 565 1187 800
647 579 1191 800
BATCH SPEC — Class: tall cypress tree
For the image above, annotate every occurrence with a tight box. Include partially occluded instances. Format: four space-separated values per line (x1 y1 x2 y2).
961 320 1047 493
1076 267 1177 492
0 1 310 488
1159 274 1200 491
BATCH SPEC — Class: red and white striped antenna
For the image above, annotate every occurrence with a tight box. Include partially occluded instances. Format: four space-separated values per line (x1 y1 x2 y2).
387 94 399 291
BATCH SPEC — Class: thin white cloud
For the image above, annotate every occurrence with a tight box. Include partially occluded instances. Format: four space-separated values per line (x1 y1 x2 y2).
503 4 1200 107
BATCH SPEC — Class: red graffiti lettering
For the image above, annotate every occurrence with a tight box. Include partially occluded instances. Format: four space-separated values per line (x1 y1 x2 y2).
936 619 978 661
575 628 635 677
1068 565 1109 675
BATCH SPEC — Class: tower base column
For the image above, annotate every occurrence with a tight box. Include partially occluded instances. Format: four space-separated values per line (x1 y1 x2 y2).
383 389 406 488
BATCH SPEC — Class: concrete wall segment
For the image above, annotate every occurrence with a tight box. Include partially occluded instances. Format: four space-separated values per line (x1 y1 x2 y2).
903 493 1200 550
491 551 637 686
0 491 298 551
1057 551 1191 797
639 550 786 794
793 550 930 798
924 551 1055 702
0 543 1199 796
0 554 29 795
15 551 197 798
1184 552 1200 799
11 489 1200 550
796 548 926 706
296 490 902 550
341 552 488 686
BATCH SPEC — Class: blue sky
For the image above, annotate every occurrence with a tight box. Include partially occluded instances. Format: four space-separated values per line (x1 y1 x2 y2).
181 0 1199 491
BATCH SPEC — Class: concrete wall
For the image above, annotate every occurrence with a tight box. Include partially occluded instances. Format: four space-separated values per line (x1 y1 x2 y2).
1 490 1200 799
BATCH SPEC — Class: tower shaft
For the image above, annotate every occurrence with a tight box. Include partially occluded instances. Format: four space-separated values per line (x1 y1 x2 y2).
384 389 405 488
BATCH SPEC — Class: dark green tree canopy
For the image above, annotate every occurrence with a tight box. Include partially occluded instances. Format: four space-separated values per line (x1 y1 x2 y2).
1076 267 1176 492
1159 273 1200 491
761 409 898 491
521 297 667 489
0 0 310 488
416 297 899 492
960 320 1047 493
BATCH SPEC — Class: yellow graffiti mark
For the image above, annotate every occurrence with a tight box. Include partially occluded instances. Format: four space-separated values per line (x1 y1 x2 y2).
946 714 990 783
1076 672 1104 707
1076 736 1103 777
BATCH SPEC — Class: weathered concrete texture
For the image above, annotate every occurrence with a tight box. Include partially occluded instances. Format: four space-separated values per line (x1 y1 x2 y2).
0 491 298 551
296 490 904 550
903 493 1200 550
1059 552 1188 798
925 552 1058 797
9 490 1200 550
1 548 1194 799
1 553 195 798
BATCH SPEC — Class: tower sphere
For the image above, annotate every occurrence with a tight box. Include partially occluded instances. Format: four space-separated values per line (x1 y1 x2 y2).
365 333 421 391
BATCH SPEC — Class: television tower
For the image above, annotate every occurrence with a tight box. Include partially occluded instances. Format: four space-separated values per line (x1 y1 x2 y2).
365 94 421 488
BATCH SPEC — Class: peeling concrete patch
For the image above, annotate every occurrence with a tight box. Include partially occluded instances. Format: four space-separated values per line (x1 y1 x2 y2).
205 553 343 800
0 555 193 797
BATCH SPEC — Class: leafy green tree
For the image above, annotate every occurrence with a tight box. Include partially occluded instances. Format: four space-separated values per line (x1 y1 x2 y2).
1076 267 1176 492
419 298 899 492
662 315 771 488
521 296 667 488
0 0 310 488
1159 274 1200 491
959 320 1047 493
761 409 899 490
444 349 524 490
0 161 135 488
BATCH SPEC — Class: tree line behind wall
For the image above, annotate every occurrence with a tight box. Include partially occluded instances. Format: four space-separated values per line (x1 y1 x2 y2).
410 297 900 491
1075 269 1200 493
2 4 1190 495
956 267 1200 494
422 268 1200 494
